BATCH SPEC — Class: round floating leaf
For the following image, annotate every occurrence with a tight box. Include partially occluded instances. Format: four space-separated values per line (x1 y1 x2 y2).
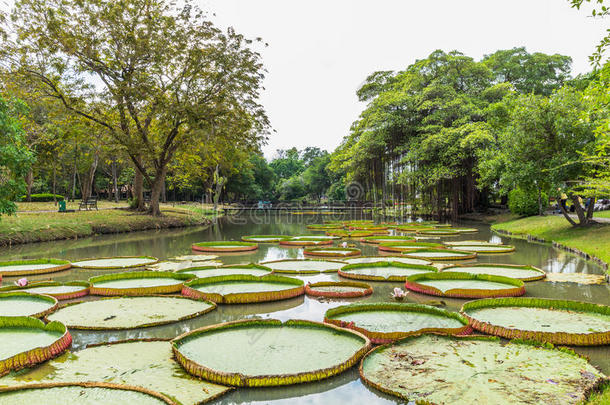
450 244 516 253
325 302 470 344
241 235 290 243
378 241 443 253
305 281 373 298
305 224 344 230
0 281 90 300
443 240 502 246
544 272 607 285
405 272 525 298
279 236 335 246
0 317 71 376
176 264 272 278
0 340 230 405
192 241 258 252
182 274 304 304
171 254 219 262
359 236 416 244
402 248 477 260
0 259 71 277
443 264 545 281
46 296 216 330
260 259 346 274
359 334 605 404
343 256 432 266
89 271 193 296
461 297 610 345
71 256 158 269
450 227 479 233
303 247 361 257
0 292 58 318
171 319 371 387
415 229 461 235
338 262 438 282
149 261 221 272
0 383 174 405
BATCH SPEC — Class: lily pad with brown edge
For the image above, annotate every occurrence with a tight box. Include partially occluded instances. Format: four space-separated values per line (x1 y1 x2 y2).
0 281 90 300
149 261 221 272
171 319 371 387
260 259 346 274
192 241 258 253
359 236 416 244
46 295 216 330
71 256 159 269
305 281 373 298
443 240 503 246
240 235 290 243
324 302 470 344
415 229 461 236
325 230 374 238
378 241 443 253
450 244 516 254
0 382 175 405
0 259 71 277
0 339 231 405
181 274 304 304
303 247 361 258
88 271 194 296
176 264 272 278
343 255 432 266
0 292 58 318
359 334 606 404
544 272 607 285
305 224 344 231
461 297 610 345
402 247 477 260
442 263 545 281
405 272 525 299
338 261 438 282
171 254 219 262
0 317 71 377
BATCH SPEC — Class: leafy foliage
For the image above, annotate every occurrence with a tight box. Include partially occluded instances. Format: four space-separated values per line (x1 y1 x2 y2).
508 188 548 217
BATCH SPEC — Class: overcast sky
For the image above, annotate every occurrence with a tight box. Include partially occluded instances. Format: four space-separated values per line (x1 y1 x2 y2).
200 0 607 159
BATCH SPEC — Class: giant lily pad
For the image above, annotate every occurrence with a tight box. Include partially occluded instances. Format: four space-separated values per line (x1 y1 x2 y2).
443 264 545 281
359 236 415 244
451 227 479 233
338 262 438 282
303 247 361 257
0 282 90 300
359 334 605 404
149 261 221 272
192 241 258 253
305 281 373 298
171 319 371 387
544 273 607 285
46 296 216 330
461 297 610 345
182 274 304 304
306 224 344 231
176 264 272 278
0 293 58 318
241 235 289 243
0 340 230 405
171 255 219 262
0 317 71 376
260 259 346 274
279 236 335 246
89 271 193 296
325 230 374 238
325 303 470 344
402 248 477 260
443 240 503 246
0 259 71 277
405 272 525 298
71 256 158 269
415 229 460 236
451 244 516 254
343 256 432 266
0 383 174 405
378 241 443 253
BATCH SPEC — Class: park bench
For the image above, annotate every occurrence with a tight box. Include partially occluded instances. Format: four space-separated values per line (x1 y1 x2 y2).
79 197 98 211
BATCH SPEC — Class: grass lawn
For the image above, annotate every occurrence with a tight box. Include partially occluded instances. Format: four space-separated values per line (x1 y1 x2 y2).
0 204 221 246
491 215 610 266
595 210 610 219
586 383 610 405
16 200 128 211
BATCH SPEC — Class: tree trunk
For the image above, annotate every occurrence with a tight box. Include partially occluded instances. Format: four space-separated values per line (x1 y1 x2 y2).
537 186 543 216
112 159 119 203
451 177 459 222
133 156 145 211
25 170 34 202
571 195 588 225
52 163 57 205
148 168 167 217
586 197 596 220
558 194 577 226
80 153 99 202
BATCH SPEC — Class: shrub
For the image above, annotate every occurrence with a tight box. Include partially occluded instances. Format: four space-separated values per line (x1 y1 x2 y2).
508 188 547 216
20 193 65 202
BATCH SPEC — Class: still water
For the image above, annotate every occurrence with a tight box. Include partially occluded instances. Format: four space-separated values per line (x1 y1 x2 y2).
0 211 608 404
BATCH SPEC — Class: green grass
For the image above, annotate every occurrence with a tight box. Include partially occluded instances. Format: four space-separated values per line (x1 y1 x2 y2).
492 215 610 266
0 206 220 246
584 382 610 405
595 210 610 219
16 200 128 211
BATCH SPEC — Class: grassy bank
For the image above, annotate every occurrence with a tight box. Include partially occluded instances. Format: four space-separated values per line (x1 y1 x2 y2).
491 215 610 266
0 204 221 246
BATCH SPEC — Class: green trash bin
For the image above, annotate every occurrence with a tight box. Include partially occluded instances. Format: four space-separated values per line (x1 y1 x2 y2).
58 200 66 212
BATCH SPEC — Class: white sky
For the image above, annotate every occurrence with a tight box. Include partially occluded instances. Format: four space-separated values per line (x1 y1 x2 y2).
200 0 608 159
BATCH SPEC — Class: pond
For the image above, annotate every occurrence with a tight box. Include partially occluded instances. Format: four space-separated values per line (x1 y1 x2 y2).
0 211 608 404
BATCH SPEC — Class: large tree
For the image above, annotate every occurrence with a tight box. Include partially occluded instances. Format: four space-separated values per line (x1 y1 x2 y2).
3 0 268 215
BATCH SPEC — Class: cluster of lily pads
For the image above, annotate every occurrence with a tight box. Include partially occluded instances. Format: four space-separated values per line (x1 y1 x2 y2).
0 219 608 404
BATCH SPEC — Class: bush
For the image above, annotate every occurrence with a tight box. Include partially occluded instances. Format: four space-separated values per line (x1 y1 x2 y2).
20 193 65 202
508 188 547 216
